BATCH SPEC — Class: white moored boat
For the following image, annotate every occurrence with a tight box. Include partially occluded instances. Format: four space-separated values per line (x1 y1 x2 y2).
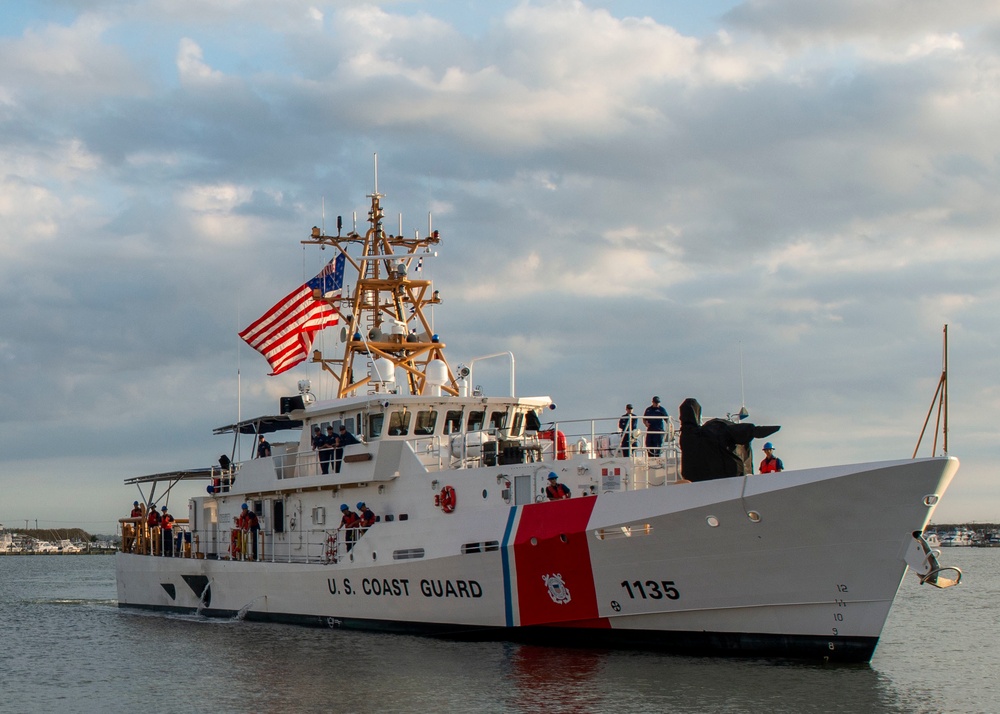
116 173 961 663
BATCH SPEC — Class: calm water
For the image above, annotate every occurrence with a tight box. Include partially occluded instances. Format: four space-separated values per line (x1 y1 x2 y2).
0 549 994 714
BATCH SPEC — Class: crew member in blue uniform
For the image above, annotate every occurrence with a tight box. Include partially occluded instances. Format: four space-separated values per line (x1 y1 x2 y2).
320 426 336 474
334 425 360 473
643 396 669 457
619 403 638 456
311 426 326 474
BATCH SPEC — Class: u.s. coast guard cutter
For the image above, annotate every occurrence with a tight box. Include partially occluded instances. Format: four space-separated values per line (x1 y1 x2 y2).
116 175 960 663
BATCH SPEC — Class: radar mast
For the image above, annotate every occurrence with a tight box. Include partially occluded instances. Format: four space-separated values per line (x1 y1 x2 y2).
303 169 458 398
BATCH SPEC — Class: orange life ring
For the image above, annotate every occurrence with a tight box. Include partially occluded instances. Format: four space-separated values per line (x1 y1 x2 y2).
539 429 568 460
439 485 457 513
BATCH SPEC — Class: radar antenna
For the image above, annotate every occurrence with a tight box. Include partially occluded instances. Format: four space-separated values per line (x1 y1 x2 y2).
303 155 454 398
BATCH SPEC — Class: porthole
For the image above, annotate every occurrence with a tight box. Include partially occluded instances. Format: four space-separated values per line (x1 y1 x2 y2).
706 515 720 528
923 494 940 506
747 511 761 523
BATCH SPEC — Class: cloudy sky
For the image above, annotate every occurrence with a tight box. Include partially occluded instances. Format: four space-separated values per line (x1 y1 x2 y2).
2 0 998 534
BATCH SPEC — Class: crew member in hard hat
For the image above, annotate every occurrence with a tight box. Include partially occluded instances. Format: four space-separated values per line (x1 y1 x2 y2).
239 503 261 560
146 505 161 555
545 472 571 500
160 506 175 557
759 442 784 473
123 501 143 553
338 504 360 551
357 502 376 529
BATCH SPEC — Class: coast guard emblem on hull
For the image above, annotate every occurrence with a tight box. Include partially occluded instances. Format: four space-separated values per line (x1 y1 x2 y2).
543 573 571 604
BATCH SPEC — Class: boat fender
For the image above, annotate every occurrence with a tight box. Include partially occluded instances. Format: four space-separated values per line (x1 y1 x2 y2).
439 485 457 513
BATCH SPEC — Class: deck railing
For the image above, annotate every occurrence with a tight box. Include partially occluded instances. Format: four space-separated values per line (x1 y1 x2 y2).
119 521 370 565
241 416 681 487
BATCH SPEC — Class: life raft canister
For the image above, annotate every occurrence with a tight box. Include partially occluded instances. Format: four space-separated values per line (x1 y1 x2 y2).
436 485 457 513
538 429 568 460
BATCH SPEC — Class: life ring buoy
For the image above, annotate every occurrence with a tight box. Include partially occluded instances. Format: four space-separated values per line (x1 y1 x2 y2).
439 485 456 513
539 429 568 460
229 530 241 559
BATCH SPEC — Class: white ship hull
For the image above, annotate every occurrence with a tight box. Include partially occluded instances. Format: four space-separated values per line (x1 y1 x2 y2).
117 456 957 662
116 181 960 662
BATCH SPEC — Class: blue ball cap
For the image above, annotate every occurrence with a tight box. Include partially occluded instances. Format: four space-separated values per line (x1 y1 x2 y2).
133 501 139 506
241 503 249 510
547 472 558 480
161 506 167 511
357 502 365 509
763 442 774 450
340 504 349 511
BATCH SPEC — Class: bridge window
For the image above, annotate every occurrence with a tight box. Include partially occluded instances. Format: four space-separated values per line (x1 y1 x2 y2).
387 409 411 436
466 410 485 432
414 409 437 435
510 411 524 437
489 410 507 431
368 413 385 440
444 410 463 434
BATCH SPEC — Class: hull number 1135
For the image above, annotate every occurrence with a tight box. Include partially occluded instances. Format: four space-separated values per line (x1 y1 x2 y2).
620 580 680 600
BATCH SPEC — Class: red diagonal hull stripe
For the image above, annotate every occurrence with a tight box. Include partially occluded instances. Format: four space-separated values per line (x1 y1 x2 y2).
513 497 599 627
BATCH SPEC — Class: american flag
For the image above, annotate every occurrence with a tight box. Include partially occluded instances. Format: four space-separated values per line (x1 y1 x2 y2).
239 253 346 375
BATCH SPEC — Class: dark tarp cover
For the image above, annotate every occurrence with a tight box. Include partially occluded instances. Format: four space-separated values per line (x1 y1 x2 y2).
678 397 779 482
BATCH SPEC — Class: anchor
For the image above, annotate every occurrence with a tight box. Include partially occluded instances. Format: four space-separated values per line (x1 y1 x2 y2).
905 531 962 588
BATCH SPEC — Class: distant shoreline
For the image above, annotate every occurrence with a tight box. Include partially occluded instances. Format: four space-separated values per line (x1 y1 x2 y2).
0 549 116 556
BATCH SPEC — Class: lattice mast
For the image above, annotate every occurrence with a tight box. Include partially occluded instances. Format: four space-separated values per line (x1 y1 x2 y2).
302 182 459 399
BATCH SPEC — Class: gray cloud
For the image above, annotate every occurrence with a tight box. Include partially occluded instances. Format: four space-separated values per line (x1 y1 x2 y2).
1 1 997 531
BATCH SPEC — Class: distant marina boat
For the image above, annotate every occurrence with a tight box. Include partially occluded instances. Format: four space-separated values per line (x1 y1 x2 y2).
116 166 961 663
937 527 975 547
0 524 89 554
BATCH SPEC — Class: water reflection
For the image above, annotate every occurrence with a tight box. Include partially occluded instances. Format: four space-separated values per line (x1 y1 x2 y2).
502 643 903 714
2 552 996 713
505 643 608 713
